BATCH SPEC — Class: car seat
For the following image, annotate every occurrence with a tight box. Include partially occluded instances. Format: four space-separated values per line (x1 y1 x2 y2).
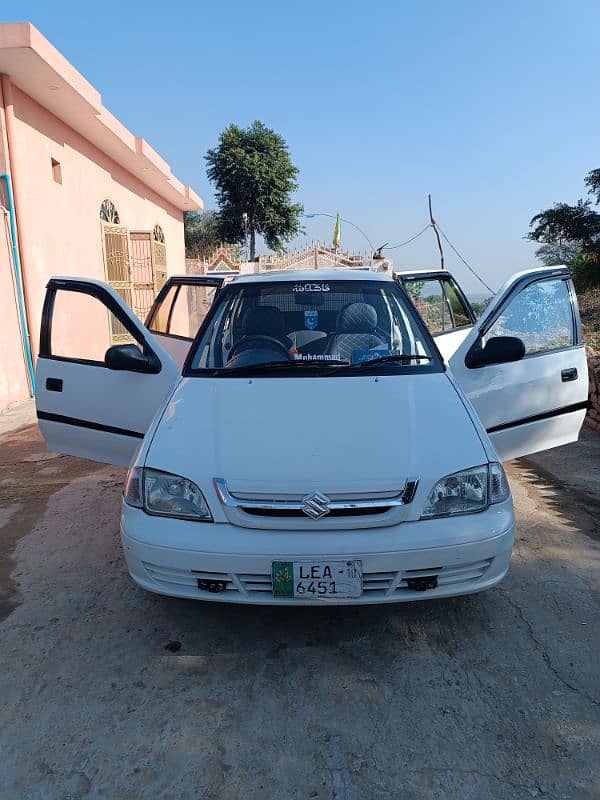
326 302 385 360
239 306 292 348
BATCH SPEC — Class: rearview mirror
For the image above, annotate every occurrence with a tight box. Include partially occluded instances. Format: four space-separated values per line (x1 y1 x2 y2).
105 344 161 374
465 336 526 369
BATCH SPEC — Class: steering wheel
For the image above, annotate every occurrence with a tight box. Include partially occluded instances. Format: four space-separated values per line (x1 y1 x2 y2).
228 335 291 361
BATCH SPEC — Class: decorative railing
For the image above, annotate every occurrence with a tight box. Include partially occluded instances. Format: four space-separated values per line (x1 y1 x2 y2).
186 243 368 274
186 244 241 274
259 244 367 270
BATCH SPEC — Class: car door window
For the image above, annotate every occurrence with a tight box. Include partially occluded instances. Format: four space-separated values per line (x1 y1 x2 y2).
485 278 574 355
149 284 219 339
405 279 454 334
444 281 472 327
49 288 139 363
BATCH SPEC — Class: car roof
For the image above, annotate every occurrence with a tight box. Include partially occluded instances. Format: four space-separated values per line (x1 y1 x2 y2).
230 268 393 284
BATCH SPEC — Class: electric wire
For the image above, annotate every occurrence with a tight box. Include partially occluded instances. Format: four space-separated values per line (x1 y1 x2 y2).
303 212 375 254
383 225 432 250
308 209 496 296
437 225 495 294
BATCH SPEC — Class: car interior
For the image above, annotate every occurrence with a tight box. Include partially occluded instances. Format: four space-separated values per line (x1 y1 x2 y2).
232 301 386 357
214 285 423 369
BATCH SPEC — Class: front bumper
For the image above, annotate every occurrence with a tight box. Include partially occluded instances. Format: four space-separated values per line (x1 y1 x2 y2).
120 499 515 605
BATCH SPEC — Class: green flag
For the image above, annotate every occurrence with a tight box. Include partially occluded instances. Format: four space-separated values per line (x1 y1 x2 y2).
333 212 341 250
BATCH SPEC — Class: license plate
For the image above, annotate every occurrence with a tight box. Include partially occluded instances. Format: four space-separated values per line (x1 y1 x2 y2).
272 560 362 599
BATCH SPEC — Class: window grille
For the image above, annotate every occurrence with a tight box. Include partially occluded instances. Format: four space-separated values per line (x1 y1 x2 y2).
100 199 120 224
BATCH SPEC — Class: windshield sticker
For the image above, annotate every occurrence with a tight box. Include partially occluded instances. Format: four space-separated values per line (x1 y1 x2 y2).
292 353 342 361
352 346 390 364
293 283 330 293
304 309 319 330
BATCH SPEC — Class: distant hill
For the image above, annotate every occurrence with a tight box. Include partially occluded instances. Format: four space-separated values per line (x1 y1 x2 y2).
467 292 493 303
467 292 493 319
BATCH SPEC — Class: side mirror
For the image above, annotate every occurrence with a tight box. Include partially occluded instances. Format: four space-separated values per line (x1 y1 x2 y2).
105 344 161 374
465 335 526 369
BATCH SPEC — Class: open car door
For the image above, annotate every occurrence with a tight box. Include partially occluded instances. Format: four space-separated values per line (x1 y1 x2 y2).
449 266 588 461
397 270 477 362
144 275 225 366
36 277 182 468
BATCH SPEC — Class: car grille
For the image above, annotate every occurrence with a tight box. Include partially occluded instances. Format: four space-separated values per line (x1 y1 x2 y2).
142 558 493 599
212 477 419 529
242 506 389 519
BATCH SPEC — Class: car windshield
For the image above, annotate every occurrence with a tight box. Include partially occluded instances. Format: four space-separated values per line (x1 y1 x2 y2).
186 278 439 376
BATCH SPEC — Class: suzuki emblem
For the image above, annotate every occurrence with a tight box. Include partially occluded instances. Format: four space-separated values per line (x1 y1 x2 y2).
302 491 331 520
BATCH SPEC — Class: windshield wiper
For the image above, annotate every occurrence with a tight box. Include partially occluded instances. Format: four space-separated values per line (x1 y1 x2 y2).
349 354 433 369
218 358 350 375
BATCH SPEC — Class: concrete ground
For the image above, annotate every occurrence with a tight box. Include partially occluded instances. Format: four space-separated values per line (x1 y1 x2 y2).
0 424 598 800
0 397 35 437
524 427 600 509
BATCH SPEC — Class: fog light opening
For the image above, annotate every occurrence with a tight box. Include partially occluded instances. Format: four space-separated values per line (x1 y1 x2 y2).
405 576 438 592
197 579 228 593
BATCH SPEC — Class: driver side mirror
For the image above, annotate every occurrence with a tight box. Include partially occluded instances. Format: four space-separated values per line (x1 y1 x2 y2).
465 335 526 369
105 344 161 374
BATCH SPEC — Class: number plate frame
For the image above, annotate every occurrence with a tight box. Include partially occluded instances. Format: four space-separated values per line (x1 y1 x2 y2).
272 560 362 599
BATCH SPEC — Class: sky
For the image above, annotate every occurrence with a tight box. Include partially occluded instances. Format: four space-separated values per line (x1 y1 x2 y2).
4 0 600 292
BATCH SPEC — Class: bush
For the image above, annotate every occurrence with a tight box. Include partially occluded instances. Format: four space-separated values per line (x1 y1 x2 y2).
571 254 600 293
578 286 600 353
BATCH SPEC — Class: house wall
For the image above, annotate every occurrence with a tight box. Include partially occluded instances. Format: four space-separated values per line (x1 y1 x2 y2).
1 79 30 409
585 354 600 432
0 85 187 413
0 207 30 408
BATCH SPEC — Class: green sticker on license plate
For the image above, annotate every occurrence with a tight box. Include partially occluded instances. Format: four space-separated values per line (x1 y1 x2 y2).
272 561 294 598
272 560 363 599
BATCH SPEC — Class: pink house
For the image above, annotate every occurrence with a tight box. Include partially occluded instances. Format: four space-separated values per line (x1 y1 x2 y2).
0 22 202 413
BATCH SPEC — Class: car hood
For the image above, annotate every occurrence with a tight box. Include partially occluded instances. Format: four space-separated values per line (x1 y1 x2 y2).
146 373 487 518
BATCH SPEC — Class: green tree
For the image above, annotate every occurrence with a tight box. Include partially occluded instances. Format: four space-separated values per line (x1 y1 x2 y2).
584 168 600 200
528 169 600 288
205 121 303 260
183 210 222 258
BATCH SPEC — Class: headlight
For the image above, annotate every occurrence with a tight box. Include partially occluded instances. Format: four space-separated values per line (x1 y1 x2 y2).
123 467 213 522
421 462 509 519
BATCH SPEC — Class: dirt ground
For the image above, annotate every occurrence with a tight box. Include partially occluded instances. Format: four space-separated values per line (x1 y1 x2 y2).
0 423 598 800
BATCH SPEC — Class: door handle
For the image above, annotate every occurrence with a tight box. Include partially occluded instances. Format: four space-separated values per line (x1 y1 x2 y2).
46 377 63 392
561 368 578 383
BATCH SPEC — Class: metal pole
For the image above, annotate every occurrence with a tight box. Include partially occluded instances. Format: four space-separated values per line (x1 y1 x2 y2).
428 194 445 270
242 212 249 262
0 174 35 391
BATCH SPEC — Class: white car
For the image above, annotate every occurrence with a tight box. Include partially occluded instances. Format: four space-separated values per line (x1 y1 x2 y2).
36 266 588 604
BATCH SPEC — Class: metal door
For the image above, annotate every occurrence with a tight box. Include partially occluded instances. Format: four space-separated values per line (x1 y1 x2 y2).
129 231 156 321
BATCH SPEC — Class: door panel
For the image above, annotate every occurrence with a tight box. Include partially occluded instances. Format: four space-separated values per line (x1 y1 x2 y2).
449 267 588 461
145 276 224 366
152 333 194 365
36 278 180 467
434 327 472 362
37 359 171 466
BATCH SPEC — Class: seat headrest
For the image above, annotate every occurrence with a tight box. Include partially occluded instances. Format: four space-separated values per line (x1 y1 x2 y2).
337 302 378 334
242 305 285 337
